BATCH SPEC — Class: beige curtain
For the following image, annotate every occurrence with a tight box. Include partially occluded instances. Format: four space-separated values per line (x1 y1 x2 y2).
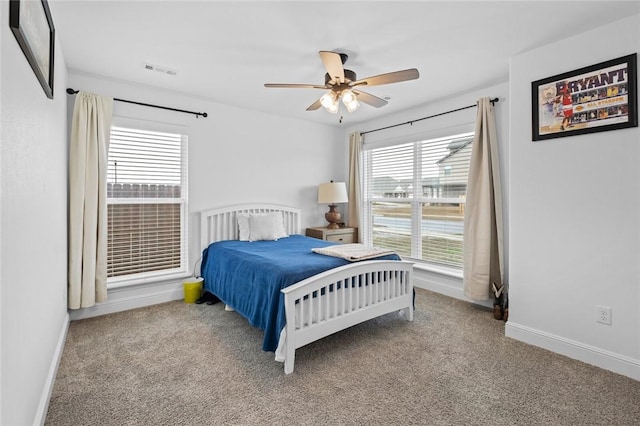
348 132 363 242
463 97 504 300
68 92 113 309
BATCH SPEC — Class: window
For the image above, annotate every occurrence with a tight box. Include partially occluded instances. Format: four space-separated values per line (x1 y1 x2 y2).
362 132 473 269
106 124 187 283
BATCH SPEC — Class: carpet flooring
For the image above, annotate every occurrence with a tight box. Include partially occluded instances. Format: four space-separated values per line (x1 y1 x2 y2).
45 288 640 425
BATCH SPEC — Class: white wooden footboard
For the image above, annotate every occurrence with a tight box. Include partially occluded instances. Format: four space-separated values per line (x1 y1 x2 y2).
281 260 413 374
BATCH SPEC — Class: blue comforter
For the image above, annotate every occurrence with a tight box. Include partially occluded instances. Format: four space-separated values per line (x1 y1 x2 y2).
200 234 400 352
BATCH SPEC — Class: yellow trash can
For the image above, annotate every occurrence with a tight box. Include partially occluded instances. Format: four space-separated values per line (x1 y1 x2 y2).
183 277 204 304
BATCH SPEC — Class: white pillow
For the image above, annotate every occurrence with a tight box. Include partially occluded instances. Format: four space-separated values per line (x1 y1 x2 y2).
237 213 251 241
248 212 288 241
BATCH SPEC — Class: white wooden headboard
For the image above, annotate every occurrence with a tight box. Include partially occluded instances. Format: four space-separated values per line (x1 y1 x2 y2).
200 204 302 250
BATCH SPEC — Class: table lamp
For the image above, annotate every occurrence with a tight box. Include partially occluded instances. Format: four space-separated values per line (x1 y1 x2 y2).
317 181 348 229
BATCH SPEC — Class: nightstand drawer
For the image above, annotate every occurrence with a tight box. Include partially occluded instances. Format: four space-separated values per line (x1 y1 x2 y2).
306 227 358 244
326 233 354 244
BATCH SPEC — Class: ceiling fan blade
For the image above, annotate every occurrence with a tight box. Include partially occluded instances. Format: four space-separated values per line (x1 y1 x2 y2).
319 51 345 84
351 68 419 87
353 90 388 108
306 98 323 111
264 83 327 89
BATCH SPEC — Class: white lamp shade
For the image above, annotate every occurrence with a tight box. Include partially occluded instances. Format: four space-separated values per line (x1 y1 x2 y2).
344 98 360 112
317 182 348 204
341 89 359 112
320 91 338 108
325 98 339 113
341 89 356 104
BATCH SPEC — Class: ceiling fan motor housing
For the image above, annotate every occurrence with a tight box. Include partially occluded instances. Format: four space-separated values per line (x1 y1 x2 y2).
325 69 357 85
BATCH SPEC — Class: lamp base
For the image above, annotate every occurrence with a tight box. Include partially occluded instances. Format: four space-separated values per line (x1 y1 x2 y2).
324 204 342 229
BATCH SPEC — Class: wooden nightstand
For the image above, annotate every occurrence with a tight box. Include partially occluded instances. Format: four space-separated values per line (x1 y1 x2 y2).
306 227 358 244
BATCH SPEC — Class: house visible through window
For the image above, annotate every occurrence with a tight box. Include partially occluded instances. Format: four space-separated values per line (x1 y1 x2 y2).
362 132 474 269
107 125 187 282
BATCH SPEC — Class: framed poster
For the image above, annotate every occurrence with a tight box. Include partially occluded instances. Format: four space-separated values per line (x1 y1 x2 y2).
9 0 56 99
532 53 637 141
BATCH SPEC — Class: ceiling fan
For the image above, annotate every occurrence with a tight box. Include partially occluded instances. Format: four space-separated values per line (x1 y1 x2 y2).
264 51 419 114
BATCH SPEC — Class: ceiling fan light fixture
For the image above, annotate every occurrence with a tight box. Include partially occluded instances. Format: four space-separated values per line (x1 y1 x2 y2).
345 98 360 112
341 89 356 105
320 91 338 108
341 89 360 112
325 98 340 114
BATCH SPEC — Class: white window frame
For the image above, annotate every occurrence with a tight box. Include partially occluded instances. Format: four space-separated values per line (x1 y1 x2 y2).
106 117 189 288
361 125 474 273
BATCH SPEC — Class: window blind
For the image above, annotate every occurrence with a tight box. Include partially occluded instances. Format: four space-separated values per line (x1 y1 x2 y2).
363 132 473 269
107 126 186 279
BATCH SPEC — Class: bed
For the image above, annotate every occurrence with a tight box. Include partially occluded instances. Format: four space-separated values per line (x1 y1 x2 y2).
200 204 414 374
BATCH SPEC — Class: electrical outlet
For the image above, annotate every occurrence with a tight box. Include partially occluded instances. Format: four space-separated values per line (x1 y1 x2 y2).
596 305 612 325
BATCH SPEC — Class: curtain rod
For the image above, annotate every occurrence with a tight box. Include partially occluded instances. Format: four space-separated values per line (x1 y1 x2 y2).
360 97 499 136
66 88 208 118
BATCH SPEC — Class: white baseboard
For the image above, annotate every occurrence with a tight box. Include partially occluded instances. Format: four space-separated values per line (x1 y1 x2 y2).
506 321 640 381
414 268 493 309
34 312 69 426
69 280 184 321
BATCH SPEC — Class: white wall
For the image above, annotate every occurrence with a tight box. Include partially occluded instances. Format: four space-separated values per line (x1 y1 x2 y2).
0 4 70 424
66 73 344 319
1 12 635 426
342 82 510 305
507 14 640 379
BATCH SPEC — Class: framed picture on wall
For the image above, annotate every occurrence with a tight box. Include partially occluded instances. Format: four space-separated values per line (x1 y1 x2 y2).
532 53 637 141
9 0 55 99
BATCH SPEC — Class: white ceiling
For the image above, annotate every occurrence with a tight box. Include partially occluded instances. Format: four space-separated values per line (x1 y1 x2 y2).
49 0 640 127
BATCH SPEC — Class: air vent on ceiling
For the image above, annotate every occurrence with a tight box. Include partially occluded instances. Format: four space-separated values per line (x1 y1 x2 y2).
144 62 178 76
